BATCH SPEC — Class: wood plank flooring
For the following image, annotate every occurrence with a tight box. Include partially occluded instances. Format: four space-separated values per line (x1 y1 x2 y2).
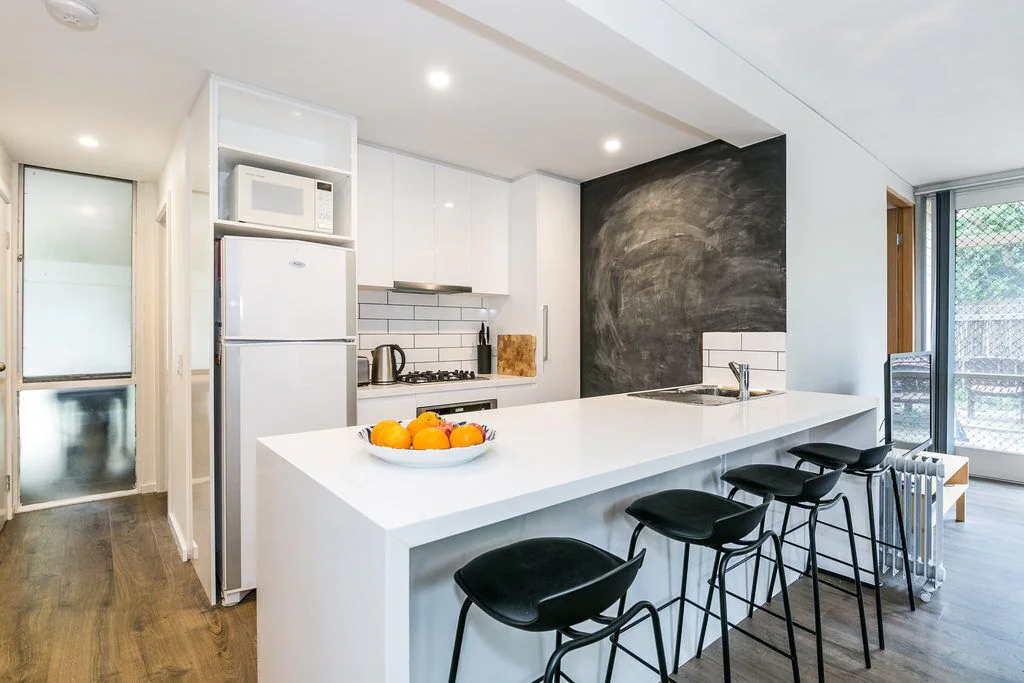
0 494 256 682
0 482 1021 681
672 478 1024 682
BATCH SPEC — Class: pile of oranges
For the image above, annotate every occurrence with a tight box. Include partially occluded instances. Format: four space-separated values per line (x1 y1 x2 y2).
369 411 486 451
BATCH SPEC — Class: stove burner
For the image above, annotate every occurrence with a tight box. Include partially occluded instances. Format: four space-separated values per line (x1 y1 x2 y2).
398 370 484 384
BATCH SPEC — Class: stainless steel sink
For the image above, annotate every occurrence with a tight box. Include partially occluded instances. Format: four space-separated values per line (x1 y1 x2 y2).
628 384 785 406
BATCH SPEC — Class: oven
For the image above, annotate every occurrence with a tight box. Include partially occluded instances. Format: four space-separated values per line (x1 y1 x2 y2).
416 398 498 417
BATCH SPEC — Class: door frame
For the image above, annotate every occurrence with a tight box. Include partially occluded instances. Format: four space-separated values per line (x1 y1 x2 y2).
0 172 12 525
887 189 916 353
11 165 141 513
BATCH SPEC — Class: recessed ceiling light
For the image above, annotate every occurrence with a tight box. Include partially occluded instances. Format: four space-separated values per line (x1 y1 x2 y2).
427 69 451 90
443 202 454 209
80 205 97 217
292 110 303 117
77 135 99 148
603 138 622 153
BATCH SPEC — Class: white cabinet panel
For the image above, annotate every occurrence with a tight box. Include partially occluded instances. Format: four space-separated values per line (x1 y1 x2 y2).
356 145 393 288
393 155 435 284
471 175 510 295
357 395 418 425
496 384 538 408
536 176 581 403
434 166 472 287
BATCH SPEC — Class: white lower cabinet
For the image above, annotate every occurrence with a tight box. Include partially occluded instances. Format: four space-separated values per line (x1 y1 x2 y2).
495 384 538 408
356 394 418 425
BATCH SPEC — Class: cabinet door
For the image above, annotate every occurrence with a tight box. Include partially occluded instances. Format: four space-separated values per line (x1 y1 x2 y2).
393 154 435 284
536 175 581 403
356 145 394 288
434 165 473 287
471 175 510 295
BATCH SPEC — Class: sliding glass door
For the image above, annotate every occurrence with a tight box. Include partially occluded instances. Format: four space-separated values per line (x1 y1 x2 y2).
945 183 1024 480
17 167 136 507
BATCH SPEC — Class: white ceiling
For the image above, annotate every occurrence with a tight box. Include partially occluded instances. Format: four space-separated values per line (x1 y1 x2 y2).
665 0 1024 186
0 0 719 182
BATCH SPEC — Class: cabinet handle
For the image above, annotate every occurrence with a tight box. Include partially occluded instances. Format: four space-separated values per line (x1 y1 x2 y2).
542 305 549 362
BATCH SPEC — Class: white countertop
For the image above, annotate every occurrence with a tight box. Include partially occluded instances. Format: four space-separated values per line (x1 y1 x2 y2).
259 390 876 546
357 373 535 398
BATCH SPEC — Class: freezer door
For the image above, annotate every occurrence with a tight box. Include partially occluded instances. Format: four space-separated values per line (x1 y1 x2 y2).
220 236 356 340
219 341 356 594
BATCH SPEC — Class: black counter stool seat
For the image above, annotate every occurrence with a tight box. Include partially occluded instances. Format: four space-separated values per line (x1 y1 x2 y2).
604 489 799 683
787 442 916 650
721 464 871 683
448 537 670 683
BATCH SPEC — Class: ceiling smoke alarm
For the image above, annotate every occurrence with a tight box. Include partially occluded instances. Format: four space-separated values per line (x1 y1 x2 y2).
46 0 100 30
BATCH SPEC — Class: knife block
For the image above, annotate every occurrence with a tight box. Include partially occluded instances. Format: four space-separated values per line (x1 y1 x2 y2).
476 345 492 374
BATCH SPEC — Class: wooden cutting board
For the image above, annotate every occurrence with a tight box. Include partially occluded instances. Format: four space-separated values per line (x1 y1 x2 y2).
497 334 537 377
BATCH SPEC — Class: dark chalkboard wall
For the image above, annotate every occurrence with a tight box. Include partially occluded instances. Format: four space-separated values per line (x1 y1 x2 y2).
580 137 786 397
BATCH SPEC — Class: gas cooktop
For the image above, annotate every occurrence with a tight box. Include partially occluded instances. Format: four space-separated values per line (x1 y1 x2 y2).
397 370 488 384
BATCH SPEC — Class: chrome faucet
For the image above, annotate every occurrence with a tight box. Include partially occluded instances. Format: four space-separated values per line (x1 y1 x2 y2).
729 362 751 401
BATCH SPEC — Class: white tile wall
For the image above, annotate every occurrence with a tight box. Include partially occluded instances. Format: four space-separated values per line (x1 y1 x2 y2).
702 331 787 390
357 289 496 372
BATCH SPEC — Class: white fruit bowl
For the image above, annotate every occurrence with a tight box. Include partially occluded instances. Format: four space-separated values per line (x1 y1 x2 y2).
358 421 497 468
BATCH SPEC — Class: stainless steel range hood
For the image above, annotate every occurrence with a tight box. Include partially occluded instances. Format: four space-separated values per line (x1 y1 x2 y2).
392 281 473 294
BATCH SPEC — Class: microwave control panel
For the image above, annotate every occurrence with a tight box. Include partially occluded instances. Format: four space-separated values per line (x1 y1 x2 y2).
315 180 334 233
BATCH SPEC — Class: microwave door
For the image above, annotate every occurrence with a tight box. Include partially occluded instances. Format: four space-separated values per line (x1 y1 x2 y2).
230 165 315 231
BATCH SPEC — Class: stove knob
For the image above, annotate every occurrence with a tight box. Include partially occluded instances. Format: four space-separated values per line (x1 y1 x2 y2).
469 371 475 378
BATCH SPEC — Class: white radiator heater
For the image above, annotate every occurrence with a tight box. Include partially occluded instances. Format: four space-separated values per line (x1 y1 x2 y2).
879 452 948 599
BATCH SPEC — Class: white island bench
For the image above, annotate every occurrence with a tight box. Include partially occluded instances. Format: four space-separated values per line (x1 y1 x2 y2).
256 390 877 683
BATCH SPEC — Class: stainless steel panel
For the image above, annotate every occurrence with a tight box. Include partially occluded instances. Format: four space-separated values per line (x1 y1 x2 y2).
392 281 473 294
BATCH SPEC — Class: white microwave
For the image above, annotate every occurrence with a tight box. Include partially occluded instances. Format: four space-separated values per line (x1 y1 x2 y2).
227 164 333 234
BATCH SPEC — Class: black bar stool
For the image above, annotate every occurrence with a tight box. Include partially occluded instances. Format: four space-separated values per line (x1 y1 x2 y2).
721 464 871 683
448 537 670 683
784 442 916 649
604 490 799 683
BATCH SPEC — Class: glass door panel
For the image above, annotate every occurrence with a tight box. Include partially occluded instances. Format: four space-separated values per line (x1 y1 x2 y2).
952 193 1024 472
18 167 136 507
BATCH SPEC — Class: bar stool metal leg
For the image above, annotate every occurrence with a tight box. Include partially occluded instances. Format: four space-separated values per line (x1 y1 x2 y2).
673 543 691 671
448 598 473 683
695 550 723 659
807 509 825 683
765 504 791 603
747 518 767 619
603 524 643 683
864 472 885 649
717 551 732 681
770 532 801 683
841 495 872 670
890 467 917 611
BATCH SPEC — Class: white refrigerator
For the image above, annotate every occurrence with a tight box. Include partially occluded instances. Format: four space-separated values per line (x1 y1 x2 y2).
216 236 356 606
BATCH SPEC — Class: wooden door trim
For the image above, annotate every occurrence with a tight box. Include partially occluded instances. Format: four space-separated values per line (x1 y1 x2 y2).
887 189 916 353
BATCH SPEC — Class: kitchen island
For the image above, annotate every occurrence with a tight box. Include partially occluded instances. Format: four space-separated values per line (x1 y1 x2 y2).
256 390 877 683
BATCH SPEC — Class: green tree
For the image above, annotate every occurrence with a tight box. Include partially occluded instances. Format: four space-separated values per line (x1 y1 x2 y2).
955 201 1024 305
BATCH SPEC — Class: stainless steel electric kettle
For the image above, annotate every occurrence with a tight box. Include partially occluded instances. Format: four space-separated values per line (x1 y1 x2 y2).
370 344 406 384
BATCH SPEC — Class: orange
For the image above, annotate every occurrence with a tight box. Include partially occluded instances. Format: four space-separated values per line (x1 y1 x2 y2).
376 423 412 449
412 426 450 450
449 424 484 448
419 411 441 422
370 420 401 446
408 413 442 439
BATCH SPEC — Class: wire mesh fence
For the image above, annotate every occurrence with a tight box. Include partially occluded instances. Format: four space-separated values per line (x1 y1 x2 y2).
953 200 1024 454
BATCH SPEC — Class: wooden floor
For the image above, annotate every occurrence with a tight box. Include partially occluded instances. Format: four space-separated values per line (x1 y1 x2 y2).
674 478 1024 682
0 482 1021 682
0 494 256 682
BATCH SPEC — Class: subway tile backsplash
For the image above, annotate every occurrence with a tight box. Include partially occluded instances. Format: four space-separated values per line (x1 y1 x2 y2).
702 331 787 389
357 289 495 372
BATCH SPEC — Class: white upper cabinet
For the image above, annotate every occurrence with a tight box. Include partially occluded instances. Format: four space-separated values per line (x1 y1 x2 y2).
356 145 393 288
434 165 473 287
392 154 435 284
471 174 510 295
357 146 510 292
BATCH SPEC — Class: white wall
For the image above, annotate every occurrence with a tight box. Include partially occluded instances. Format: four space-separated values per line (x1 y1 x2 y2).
158 123 192 560
558 0 913 399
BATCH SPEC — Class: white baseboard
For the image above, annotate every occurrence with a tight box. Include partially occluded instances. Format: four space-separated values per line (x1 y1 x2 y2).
168 511 190 562
137 481 157 494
